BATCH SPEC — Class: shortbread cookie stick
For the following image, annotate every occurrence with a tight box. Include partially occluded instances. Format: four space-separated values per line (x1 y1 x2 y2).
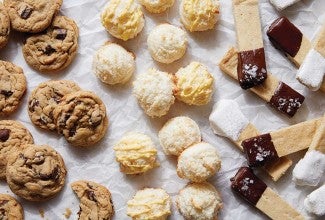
269 0 301 11
267 17 311 68
209 99 292 181
231 167 304 220
233 0 267 89
219 47 305 117
242 117 322 167
296 25 325 91
292 115 325 186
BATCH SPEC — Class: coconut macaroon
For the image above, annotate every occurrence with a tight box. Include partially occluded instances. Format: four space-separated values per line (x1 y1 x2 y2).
177 182 223 220
93 42 135 85
127 188 171 220
177 142 221 182
139 0 175 13
180 0 220 32
113 132 159 175
101 0 145 41
159 116 201 156
175 62 214 106
133 68 175 117
147 24 187 64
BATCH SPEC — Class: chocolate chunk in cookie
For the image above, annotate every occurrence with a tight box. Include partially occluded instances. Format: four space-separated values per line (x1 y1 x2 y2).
0 61 27 116
28 80 81 131
0 194 24 220
6 144 66 201
54 91 109 147
4 0 62 33
22 15 79 73
71 180 114 220
0 3 10 49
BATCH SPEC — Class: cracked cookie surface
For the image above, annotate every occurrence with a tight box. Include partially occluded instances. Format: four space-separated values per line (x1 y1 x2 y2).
54 91 108 147
6 144 67 201
0 194 24 219
0 120 33 179
0 3 10 49
3 0 62 33
28 80 81 131
0 61 27 116
71 180 114 220
22 15 79 73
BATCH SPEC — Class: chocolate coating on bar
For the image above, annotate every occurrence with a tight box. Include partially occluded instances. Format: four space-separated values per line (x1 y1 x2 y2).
230 167 267 205
242 134 279 167
237 48 267 89
269 82 305 117
267 17 302 57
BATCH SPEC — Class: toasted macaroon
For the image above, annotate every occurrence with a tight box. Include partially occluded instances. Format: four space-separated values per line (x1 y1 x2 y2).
177 142 221 182
114 132 159 174
180 0 220 32
159 116 201 156
177 182 223 220
138 0 175 13
147 24 187 64
133 68 175 117
93 42 135 85
127 188 171 220
101 0 145 41
175 62 214 106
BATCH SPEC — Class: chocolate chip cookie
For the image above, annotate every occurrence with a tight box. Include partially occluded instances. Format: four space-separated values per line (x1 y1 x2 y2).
54 91 108 147
0 3 10 49
0 120 34 179
6 144 67 201
3 0 62 33
28 80 81 131
0 194 24 219
71 180 114 220
22 15 79 73
0 61 27 116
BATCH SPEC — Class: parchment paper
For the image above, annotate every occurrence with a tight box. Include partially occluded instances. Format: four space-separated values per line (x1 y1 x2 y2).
0 0 325 219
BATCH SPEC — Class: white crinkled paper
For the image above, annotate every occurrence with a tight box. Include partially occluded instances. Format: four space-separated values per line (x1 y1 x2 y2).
0 0 325 219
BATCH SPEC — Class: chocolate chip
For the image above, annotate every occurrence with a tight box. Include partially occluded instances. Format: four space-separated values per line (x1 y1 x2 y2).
0 90 13 98
40 166 59 181
86 190 97 202
54 28 67 40
29 99 39 112
0 200 8 206
20 6 33 19
69 126 76 137
0 129 10 142
44 45 56 56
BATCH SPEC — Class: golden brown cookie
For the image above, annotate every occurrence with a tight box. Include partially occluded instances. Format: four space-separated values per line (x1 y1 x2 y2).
6 144 67 201
71 180 114 220
0 61 27 116
0 194 24 219
28 80 81 131
0 120 33 179
0 3 10 49
54 91 109 147
22 15 79 73
3 0 62 33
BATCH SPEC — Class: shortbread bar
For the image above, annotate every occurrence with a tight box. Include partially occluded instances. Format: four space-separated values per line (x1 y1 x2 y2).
233 0 267 89
219 47 305 117
231 167 304 220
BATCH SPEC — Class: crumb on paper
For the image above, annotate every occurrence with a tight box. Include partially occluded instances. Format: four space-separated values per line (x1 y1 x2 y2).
64 208 72 219
39 209 44 218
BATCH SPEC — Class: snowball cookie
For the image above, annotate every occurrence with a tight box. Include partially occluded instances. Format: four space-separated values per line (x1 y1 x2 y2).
158 116 201 156
147 24 187 64
175 62 214 106
177 142 221 182
139 0 175 13
177 182 223 220
127 188 171 220
180 0 220 32
133 68 175 117
113 132 158 174
93 42 135 85
101 0 145 41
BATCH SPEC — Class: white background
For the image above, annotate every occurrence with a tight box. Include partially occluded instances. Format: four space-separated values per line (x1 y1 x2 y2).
0 0 325 219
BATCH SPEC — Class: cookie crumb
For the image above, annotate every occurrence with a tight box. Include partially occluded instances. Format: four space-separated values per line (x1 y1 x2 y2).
64 208 72 219
39 209 45 218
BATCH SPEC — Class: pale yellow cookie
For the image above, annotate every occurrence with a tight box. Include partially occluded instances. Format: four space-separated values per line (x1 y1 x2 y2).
139 0 175 13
